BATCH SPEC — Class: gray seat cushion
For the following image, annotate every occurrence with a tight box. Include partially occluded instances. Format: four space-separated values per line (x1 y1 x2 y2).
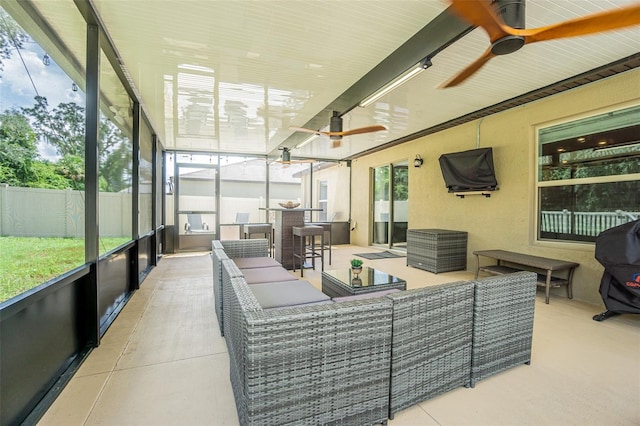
233 257 281 269
241 266 298 284
249 280 331 309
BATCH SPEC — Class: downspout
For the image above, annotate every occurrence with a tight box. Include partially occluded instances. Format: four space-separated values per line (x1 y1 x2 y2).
476 117 485 148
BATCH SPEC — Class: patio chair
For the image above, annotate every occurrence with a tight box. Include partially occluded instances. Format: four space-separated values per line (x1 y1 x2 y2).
235 212 249 224
184 213 210 233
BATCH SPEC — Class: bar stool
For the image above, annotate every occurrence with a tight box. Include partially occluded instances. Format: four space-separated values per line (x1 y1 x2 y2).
305 222 332 265
292 225 324 277
243 223 273 256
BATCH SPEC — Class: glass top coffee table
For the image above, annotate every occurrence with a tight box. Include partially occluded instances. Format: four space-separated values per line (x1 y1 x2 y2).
321 266 407 298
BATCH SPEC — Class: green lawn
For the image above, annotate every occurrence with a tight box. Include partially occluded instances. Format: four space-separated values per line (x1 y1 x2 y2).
0 236 129 303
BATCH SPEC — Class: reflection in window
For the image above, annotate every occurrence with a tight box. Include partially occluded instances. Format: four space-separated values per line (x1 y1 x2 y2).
165 152 175 227
139 119 153 235
537 105 640 242
178 70 215 138
0 5 86 302
318 180 328 222
98 49 133 254
219 156 267 239
268 161 307 222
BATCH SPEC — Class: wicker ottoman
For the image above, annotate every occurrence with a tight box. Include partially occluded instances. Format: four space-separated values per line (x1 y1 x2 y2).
407 229 468 273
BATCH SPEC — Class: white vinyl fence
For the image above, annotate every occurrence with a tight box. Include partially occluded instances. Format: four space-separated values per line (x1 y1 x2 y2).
3 185 637 239
0 185 132 238
541 210 639 237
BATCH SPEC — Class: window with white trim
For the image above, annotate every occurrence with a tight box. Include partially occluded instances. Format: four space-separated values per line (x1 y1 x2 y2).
536 104 640 243
318 180 328 222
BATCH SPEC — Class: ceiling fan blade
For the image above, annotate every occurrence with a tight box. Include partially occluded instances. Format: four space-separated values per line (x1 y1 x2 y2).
439 47 495 88
289 126 322 135
276 158 316 164
519 4 640 44
448 0 512 42
332 125 386 137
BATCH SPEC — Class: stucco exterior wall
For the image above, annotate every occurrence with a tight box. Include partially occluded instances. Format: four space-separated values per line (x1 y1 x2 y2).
310 163 351 222
350 69 640 307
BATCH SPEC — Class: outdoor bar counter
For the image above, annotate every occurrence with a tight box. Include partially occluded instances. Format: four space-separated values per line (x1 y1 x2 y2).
260 207 322 269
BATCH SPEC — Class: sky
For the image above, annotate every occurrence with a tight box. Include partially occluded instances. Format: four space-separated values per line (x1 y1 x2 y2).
0 37 85 161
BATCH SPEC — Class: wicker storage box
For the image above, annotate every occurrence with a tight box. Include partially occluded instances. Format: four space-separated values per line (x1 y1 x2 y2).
407 229 468 273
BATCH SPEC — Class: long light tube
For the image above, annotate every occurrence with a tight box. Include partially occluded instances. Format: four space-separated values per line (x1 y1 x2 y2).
359 59 431 107
295 134 318 149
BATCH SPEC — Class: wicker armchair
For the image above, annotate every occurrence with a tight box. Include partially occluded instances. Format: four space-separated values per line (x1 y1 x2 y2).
387 281 475 418
211 248 229 335
470 271 537 387
212 239 269 335
223 268 393 425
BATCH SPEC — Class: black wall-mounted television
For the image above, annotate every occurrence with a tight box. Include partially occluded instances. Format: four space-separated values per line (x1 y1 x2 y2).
438 147 498 193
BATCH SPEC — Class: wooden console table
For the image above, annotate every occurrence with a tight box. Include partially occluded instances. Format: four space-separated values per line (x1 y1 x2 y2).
473 249 579 304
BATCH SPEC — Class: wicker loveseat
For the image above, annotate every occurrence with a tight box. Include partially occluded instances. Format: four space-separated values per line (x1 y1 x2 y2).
212 239 537 425
386 270 536 418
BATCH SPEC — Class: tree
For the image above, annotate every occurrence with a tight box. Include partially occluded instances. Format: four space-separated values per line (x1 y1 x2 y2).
55 155 84 190
21 96 85 158
27 160 74 189
0 109 38 184
99 117 133 192
21 96 133 192
0 9 28 72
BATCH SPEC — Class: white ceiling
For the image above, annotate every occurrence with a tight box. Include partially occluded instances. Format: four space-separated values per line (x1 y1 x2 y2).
65 1 640 160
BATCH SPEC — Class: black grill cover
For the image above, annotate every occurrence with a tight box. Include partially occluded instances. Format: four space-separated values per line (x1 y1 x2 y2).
594 219 640 314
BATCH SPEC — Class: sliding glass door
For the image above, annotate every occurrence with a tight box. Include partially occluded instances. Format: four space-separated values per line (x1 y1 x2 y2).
372 161 408 249
391 161 408 249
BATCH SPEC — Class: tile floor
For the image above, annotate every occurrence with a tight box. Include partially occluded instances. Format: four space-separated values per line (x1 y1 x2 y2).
38 245 640 425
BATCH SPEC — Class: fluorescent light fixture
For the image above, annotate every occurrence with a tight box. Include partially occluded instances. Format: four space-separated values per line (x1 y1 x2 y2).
295 134 318 149
359 58 432 108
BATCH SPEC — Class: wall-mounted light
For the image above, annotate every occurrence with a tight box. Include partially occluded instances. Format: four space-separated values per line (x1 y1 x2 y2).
359 57 432 108
414 154 424 168
42 53 50 66
71 83 78 92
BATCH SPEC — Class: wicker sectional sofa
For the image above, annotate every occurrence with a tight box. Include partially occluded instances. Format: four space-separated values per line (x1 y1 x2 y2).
212 239 537 425
213 239 392 425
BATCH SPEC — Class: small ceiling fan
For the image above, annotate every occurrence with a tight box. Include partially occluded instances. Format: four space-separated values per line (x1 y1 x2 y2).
275 147 316 165
290 111 386 148
440 0 640 88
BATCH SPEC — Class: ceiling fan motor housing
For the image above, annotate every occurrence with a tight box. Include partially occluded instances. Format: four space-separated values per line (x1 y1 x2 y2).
492 0 526 55
494 0 525 29
281 147 291 162
330 113 343 141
